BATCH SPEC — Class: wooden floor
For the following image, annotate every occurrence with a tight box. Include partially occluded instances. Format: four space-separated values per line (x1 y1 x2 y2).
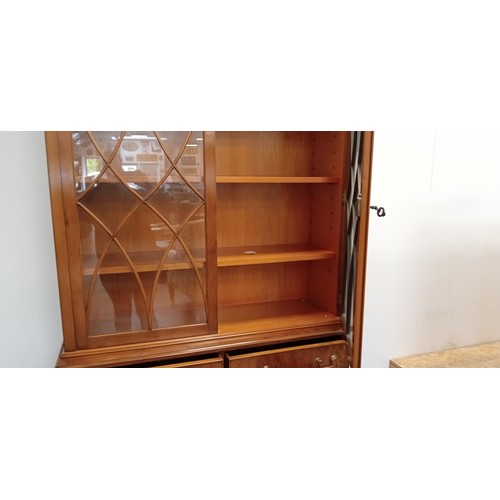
390 341 500 368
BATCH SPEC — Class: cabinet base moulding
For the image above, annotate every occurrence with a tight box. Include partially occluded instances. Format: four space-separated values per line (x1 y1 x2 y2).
56 321 344 368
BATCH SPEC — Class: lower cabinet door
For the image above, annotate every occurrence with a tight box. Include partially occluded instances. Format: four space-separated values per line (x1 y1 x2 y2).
226 340 349 368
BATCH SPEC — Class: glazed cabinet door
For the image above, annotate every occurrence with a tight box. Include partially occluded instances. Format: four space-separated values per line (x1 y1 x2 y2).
342 131 374 367
46 131 217 351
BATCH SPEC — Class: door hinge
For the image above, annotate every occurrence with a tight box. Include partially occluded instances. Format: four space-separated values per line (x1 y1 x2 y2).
356 193 362 217
337 293 343 308
341 191 347 205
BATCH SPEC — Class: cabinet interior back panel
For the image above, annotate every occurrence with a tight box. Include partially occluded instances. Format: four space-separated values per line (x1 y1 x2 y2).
215 131 348 176
217 262 309 306
216 184 311 247
215 131 313 176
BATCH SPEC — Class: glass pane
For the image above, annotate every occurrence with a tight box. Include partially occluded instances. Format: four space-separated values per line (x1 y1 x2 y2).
149 179 204 228
74 131 208 336
157 131 204 183
72 131 123 193
152 268 207 329
124 204 163 254
120 131 167 196
79 170 141 236
87 272 149 335
157 131 191 163
176 207 206 258
88 131 123 156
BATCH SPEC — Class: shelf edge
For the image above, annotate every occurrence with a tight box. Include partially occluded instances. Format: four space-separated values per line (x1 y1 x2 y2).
216 176 340 184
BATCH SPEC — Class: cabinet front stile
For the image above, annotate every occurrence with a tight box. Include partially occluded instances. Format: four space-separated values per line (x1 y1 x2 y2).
58 132 89 349
203 131 218 334
46 132 79 351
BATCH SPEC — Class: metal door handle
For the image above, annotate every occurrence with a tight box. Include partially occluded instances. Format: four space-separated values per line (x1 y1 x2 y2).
315 355 338 368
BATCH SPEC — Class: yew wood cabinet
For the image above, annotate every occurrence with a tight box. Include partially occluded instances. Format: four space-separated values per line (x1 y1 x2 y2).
45 131 373 368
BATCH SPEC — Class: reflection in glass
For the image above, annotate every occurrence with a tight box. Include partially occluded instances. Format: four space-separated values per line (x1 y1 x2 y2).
73 131 207 336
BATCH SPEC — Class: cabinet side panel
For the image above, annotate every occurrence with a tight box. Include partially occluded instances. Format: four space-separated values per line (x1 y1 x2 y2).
335 133 352 322
308 185 339 313
309 184 337 250
45 132 77 351
309 133 348 251
311 132 348 176
308 133 349 318
308 260 338 316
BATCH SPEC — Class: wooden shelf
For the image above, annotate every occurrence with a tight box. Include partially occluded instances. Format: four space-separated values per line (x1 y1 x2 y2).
79 176 204 186
217 244 336 267
218 299 339 335
216 176 340 184
82 245 334 274
82 250 205 275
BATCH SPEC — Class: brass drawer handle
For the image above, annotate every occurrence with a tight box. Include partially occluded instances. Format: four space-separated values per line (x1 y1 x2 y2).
315 355 338 368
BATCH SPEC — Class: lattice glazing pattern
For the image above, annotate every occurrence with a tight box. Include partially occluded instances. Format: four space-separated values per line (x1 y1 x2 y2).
72 131 207 335
343 131 363 343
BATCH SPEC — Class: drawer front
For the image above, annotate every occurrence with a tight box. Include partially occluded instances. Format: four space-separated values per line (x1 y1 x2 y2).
155 356 224 368
226 340 349 368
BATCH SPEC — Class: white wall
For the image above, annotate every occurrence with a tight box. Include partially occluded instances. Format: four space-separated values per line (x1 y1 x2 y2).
362 131 500 366
2 131 500 367
0 132 63 367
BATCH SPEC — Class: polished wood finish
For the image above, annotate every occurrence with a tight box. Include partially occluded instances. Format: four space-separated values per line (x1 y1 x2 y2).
215 131 349 328
81 250 205 274
59 131 88 349
55 326 343 367
45 132 78 351
215 131 314 176
218 299 339 335
216 176 340 183
46 131 217 352
217 244 336 267
155 356 223 368
47 131 372 367
226 340 349 368
217 262 310 306
203 131 218 334
216 183 312 247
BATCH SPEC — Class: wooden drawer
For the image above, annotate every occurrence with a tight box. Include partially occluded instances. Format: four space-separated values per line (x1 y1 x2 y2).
154 356 224 368
226 340 349 368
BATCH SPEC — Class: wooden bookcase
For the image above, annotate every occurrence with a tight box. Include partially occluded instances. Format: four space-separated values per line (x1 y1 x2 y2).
46 131 373 367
